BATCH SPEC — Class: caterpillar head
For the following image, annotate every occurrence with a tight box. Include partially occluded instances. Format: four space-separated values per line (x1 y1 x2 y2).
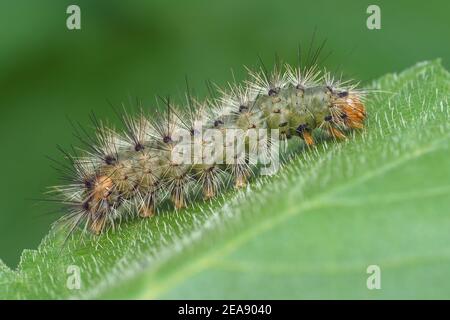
332 90 366 129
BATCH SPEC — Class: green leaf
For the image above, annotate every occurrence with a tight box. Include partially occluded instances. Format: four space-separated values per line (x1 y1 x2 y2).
1 60 449 299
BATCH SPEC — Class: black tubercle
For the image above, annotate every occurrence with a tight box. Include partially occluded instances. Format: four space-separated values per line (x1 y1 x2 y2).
338 91 349 98
295 123 308 134
239 105 248 113
214 119 224 127
82 201 90 211
134 143 144 152
84 179 93 189
163 135 172 143
340 113 348 119
190 128 200 136
324 115 333 122
105 155 117 165
268 88 279 96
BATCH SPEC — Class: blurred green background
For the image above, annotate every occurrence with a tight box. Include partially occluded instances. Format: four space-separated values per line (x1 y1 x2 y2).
0 0 448 268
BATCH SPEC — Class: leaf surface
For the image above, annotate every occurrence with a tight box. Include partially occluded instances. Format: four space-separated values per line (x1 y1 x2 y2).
1 60 449 299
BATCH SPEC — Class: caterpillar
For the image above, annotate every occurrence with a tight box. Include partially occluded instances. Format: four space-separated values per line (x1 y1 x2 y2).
50 59 366 236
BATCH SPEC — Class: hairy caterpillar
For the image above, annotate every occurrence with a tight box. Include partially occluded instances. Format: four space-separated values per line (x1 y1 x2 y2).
50 59 366 236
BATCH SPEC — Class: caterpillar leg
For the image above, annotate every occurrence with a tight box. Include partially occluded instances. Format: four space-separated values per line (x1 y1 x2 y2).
90 213 107 235
234 174 247 188
140 206 154 217
203 185 215 199
196 166 221 200
302 131 314 145
231 163 250 189
167 170 191 209
202 175 217 199
139 192 156 217
171 188 186 209
327 126 346 140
